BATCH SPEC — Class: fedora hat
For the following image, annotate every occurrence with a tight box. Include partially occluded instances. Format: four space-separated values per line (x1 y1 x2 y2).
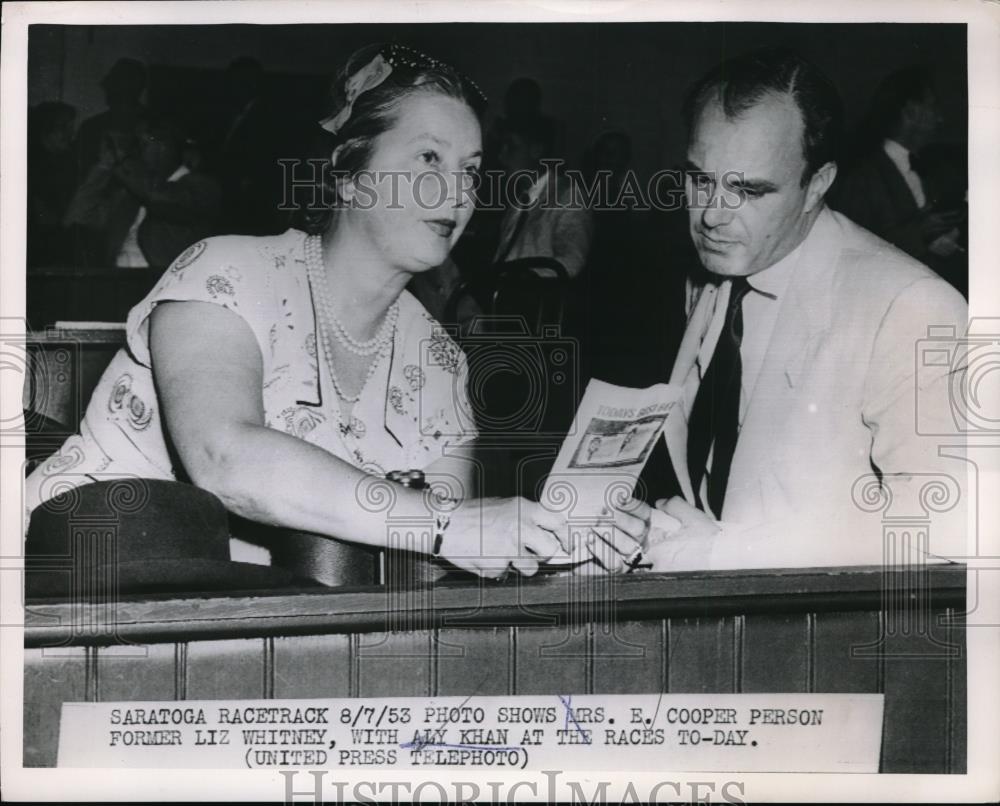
25 479 294 599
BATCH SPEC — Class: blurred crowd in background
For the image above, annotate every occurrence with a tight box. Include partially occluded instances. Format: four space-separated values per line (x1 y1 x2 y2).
27 53 968 324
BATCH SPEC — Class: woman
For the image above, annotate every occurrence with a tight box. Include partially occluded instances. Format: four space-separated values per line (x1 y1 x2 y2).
26 44 645 580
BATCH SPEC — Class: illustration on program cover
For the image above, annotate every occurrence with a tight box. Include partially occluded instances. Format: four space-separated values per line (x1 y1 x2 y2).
567 413 668 469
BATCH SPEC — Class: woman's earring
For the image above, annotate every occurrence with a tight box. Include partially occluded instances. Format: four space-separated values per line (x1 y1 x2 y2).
338 178 357 204
330 145 355 204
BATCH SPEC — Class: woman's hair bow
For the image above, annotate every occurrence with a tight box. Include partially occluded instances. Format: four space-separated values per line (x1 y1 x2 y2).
318 52 393 136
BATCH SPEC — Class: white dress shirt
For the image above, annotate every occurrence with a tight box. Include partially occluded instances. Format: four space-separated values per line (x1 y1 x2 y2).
116 164 190 268
493 168 594 278
882 138 926 208
694 240 802 508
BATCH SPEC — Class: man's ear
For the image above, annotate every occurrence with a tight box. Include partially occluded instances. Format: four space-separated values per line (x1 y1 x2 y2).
805 161 837 213
330 144 356 202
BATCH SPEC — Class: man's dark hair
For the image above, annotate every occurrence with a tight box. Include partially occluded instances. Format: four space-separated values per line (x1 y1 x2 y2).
861 65 936 141
502 113 556 160
683 46 845 186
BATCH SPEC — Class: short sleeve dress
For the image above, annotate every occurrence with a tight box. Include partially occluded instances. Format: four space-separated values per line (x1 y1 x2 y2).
25 229 479 537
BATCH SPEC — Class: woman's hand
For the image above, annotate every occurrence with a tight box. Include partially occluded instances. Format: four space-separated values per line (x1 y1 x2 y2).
439 496 570 579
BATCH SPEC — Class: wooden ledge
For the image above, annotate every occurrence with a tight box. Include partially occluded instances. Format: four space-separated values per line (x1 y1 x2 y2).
23 564 967 647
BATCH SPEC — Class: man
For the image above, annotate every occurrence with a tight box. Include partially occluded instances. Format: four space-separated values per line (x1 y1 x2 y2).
494 114 593 279
75 58 148 182
110 117 222 268
829 66 964 268
64 58 149 266
622 49 967 571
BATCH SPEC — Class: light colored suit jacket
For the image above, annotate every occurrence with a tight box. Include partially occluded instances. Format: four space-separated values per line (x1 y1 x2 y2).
657 207 969 570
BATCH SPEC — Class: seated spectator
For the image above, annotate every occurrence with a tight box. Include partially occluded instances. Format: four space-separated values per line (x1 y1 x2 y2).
111 118 223 269
63 122 142 266
65 116 222 269
912 142 968 296
493 115 593 279
75 58 148 184
829 66 964 266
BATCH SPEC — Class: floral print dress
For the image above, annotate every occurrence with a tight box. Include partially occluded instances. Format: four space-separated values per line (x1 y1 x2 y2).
25 229 478 530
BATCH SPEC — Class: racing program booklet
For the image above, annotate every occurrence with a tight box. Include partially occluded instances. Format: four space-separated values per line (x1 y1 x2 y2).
540 379 683 524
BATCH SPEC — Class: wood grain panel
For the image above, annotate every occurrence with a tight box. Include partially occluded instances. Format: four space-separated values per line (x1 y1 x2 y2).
947 609 967 774
96 643 177 701
514 625 589 694
879 611 953 774
356 631 433 697
812 611 880 692
741 614 810 692
667 617 735 693
436 628 511 696
272 634 352 699
591 620 664 694
185 639 265 700
23 647 88 767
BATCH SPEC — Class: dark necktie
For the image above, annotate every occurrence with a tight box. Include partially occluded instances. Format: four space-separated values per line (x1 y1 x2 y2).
687 277 751 516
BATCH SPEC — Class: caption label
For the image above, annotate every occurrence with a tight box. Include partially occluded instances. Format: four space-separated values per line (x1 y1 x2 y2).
58 693 883 772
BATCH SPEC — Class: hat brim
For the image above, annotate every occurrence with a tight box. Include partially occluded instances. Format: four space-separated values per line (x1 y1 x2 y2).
25 557 295 600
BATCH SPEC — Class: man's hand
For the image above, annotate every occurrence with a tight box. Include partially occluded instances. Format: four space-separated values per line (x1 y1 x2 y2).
918 207 964 242
928 228 963 258
643 496 720 570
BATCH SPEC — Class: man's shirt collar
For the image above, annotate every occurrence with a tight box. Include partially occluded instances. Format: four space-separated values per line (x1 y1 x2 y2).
745 238 803 300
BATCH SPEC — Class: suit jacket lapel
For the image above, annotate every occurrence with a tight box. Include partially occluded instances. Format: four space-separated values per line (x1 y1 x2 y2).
723 208 840 518
663 279 723 505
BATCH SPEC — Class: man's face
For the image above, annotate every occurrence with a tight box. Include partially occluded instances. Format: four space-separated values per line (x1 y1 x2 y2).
497 132 538 174
903 91 943 150
685 93 820 277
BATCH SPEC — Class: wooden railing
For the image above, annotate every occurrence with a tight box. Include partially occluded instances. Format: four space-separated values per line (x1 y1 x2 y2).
27 266 162 331
23 564 967 772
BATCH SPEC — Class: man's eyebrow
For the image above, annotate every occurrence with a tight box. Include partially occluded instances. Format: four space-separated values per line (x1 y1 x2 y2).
682 160 704 173
725 174 779 193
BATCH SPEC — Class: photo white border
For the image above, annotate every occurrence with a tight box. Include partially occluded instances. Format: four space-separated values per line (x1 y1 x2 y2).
2 0 998 802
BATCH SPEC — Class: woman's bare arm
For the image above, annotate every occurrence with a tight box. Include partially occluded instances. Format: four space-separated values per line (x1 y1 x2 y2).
150 300 569 575
150 300 417 548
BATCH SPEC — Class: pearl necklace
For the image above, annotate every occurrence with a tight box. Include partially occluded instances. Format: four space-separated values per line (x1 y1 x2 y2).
305 234 397 404
304 234 398 356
